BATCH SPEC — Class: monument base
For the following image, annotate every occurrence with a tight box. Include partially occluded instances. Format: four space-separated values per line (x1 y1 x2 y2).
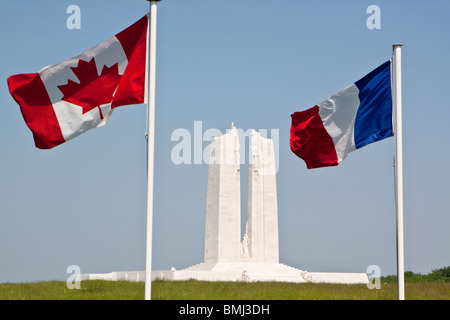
80 262 368 284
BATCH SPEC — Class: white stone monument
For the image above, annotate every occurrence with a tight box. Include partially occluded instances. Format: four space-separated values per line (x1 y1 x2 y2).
244 129 279 263
81 124 369 284
204 124 241 263
203 125 279 265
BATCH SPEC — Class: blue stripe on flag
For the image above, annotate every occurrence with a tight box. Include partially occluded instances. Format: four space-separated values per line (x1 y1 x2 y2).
354 60 393 149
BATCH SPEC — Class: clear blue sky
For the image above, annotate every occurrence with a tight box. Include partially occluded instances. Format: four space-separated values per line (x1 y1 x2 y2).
1 0 449 283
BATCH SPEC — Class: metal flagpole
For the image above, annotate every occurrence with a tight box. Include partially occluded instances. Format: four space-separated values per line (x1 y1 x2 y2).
145 0 161 301
392 43 405 300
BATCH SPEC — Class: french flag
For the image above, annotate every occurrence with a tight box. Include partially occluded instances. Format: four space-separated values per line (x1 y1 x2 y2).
290 60 393 169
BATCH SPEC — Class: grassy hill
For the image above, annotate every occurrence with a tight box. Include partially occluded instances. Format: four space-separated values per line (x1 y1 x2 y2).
0 280 449 300
0 267 448 300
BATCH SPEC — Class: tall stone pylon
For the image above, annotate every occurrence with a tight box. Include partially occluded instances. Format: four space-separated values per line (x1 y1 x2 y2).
204 124 279 264
244 130 279 263
204 124 241 263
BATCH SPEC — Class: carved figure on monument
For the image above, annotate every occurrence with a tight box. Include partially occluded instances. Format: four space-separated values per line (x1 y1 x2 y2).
241 223 249 258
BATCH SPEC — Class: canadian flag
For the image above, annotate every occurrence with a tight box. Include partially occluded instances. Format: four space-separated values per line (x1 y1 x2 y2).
7 15 148 149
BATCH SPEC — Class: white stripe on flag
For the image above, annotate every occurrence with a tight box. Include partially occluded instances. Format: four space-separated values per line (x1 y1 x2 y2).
318 83 360 163
39 36 128 141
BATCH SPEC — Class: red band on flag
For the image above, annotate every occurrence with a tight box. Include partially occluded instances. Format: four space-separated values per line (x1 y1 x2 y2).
7 73 65 149
112 15 148 108
290 106 338 169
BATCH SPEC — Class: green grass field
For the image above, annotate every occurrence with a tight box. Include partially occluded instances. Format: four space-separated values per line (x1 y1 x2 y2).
0 279 448 300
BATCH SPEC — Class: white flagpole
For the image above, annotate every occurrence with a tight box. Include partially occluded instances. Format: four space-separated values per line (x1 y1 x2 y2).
392 43 405 300
145 0 160 301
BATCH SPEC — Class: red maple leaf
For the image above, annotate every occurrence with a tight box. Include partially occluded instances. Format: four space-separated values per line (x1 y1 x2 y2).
57 57 122 119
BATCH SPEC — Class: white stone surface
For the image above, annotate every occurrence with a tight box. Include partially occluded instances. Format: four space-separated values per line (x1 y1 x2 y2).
245 130 279 263
204 124 241 263
80 265 368 284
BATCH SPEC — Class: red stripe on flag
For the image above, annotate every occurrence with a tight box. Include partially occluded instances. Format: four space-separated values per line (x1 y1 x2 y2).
290 106 339 169
112 15 148 108
7 73 65 149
